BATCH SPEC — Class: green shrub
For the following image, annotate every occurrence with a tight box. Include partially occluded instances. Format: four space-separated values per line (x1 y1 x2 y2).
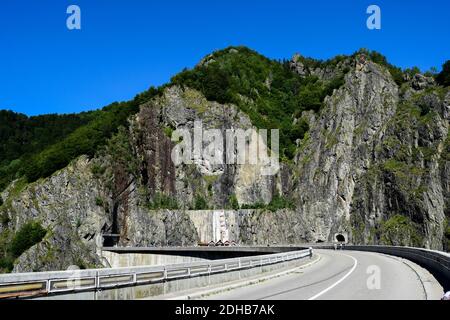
436 60 450 87
147 193 179 210
0 255 14 273
0 196 3 207
228 194 240 210
0 212 10 225
91 164 106 176
9 221 47 258
380 215 422 247
239 194 295 212
241 202 266 210
267 194 295 212
192 195 208 210
163 126 175 138
95 197 104 207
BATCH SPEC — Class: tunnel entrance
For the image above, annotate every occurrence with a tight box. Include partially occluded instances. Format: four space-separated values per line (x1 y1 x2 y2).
335 234 346 242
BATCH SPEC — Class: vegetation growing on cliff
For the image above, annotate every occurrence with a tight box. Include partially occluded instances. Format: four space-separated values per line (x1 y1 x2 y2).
171 46 345 159
0 87 164 191
436 60 450 87
191 195 208 210
146 192 179 210
237 194 295 212
380 215 422 247
0 221 47 272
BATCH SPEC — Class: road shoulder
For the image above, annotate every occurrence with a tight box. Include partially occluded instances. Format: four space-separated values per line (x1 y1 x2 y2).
379 253 444 300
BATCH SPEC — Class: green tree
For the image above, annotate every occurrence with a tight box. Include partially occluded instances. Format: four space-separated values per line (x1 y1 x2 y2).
436 60 450 87
228 194 240 210
193 195 208 210
9 221 47 258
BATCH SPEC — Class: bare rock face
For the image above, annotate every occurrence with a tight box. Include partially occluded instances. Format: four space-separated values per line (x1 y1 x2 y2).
125 208 199 247
289 53 353 81
130 86 282 209
1 156 110 271
411 73 436 91
292 60 398 242
289 53 308 77
89 86 287 248
293 60 448 249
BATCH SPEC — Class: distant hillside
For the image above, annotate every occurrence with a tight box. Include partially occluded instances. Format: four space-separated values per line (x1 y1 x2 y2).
0 46 416 190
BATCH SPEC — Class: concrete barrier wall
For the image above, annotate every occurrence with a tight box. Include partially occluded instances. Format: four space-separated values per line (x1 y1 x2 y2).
102 251 209 268
320 245 450 291
0 249 312 300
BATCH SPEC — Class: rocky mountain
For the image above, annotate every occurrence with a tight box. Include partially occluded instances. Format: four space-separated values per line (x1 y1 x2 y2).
0 46 449 272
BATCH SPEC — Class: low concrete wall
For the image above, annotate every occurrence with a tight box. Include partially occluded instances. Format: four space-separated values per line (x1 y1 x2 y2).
319 245 450 291
0 249 312 300
102 251 209 268
95 255 312 300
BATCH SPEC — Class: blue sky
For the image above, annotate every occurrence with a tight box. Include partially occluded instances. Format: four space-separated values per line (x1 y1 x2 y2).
0 0 449 116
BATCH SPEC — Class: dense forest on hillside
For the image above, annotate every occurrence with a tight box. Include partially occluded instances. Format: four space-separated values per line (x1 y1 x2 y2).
0 46 449 194
0 111 93 165
0 87 163 191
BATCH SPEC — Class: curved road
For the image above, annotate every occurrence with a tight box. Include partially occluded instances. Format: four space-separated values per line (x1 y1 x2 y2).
202 250 442 300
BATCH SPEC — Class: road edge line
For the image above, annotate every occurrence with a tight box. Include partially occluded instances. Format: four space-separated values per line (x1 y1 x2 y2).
307 253 358 300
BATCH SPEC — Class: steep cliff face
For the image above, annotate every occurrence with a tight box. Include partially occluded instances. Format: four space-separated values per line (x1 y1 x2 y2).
292 59 399 242
92 86 286 247
292 57 449 248
133 86 280 208
0 48 449 272
0 157 109 272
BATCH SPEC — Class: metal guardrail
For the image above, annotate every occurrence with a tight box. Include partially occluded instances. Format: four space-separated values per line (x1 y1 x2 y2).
0 248 312 299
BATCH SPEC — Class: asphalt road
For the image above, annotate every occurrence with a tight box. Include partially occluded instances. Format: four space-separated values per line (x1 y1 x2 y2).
203 250 440 300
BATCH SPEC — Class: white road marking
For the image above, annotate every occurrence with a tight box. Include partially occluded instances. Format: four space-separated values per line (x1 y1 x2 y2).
307 253 358 300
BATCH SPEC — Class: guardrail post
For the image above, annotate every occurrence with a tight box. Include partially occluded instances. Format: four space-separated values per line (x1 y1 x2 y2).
94 271 99 301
